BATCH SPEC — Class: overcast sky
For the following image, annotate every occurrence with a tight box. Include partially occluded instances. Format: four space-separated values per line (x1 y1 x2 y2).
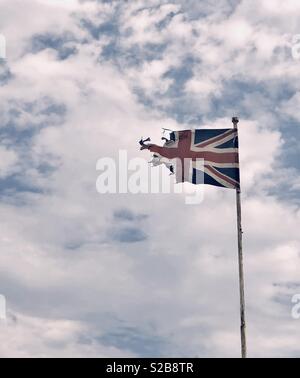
0 0 300 358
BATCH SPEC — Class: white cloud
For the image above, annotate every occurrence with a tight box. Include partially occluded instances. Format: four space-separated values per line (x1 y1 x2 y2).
0 312 133 358
0 147 18 178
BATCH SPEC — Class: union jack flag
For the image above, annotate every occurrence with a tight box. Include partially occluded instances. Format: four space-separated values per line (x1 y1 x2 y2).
140 129 240 189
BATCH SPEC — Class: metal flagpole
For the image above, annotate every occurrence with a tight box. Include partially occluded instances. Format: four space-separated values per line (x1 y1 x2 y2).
232 117 247 359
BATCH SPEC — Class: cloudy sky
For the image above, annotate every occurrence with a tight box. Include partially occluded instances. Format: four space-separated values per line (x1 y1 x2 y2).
0 0 300 358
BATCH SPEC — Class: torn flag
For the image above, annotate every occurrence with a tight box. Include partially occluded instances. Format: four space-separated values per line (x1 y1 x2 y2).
140 129 240 189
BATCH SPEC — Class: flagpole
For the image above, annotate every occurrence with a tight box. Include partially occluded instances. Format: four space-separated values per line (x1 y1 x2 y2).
232 117 247 359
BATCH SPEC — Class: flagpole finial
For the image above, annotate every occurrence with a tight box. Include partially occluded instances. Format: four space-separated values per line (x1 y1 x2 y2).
232 117 239 125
